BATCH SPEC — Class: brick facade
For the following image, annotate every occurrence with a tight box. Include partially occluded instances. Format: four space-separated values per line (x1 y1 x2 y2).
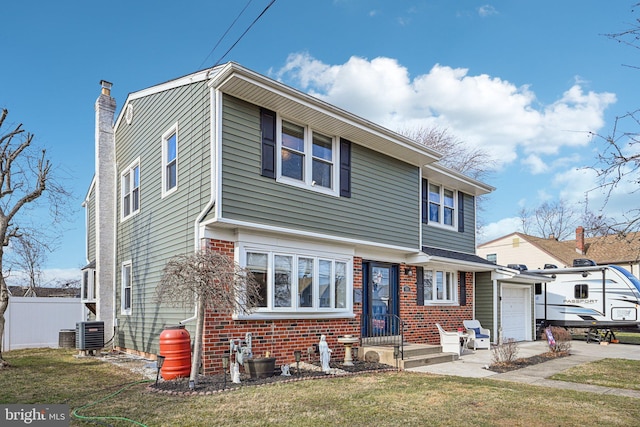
200 238 473 375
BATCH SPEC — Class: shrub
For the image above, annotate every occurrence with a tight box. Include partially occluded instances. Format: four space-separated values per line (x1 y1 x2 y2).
491 338 519 364
545 326 572 353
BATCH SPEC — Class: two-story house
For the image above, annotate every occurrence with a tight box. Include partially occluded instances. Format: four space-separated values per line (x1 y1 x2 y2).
82 62 538 374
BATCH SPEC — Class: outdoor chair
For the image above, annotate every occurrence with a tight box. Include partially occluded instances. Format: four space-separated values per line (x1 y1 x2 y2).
463 320 491 350
435 323 462 356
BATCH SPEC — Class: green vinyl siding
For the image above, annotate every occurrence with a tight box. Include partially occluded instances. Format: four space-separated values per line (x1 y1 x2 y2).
86 185 96 263
474 271 494 339
423 192 476 253
113 81 211 354
220 95 420 248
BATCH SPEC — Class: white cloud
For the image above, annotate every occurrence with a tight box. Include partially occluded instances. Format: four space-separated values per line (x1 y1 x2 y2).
478 5 498 17
522 154 548 174
478 217 521 243
274 54 616 170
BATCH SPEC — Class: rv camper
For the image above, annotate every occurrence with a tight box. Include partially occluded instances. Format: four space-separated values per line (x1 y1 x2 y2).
531 265 640 331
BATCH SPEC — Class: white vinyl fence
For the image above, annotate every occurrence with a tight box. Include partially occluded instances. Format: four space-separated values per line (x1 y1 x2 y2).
3 297 86 351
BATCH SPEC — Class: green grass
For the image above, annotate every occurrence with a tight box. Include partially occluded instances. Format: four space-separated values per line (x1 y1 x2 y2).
551 358 640 390
2 348 640 426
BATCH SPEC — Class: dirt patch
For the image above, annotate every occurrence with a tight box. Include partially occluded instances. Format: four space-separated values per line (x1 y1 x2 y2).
488 351 570 373
149 360 394 395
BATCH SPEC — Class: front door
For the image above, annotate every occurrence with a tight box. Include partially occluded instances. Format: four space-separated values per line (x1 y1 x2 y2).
362 262 399 337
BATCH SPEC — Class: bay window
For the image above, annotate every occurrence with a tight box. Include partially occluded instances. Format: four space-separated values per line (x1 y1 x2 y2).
245 249 350 313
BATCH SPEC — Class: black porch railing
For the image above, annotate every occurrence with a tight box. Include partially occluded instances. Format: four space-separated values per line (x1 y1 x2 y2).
361 313 405 360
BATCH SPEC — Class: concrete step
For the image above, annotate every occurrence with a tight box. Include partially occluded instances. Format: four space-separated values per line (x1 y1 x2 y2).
360 343 459 370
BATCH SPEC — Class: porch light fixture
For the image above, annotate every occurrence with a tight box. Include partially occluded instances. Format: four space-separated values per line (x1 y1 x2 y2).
222 354 230 389
404 268 413 277
155 355 165 386
294 350 302 376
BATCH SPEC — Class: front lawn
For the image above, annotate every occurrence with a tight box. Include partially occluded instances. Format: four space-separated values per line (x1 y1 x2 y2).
1 348 640 426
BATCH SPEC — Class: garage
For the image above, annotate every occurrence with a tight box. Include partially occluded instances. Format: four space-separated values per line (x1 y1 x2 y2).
501 285 532 341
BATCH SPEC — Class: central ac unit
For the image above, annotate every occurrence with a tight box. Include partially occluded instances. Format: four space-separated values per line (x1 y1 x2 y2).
76 321 104 351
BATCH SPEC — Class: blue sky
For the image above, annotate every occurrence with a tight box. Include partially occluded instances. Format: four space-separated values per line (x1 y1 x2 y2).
1 1 638 284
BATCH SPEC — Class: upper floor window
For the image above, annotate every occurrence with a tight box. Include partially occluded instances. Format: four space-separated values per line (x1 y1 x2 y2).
428 183 456 227
245 249 350 313
162 125 178 197
121 160 140 220
122 261 132 315
423 269 457 304
278 119 337 195
486 253 497 264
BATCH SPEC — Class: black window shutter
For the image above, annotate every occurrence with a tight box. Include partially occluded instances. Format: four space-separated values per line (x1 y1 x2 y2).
416 266 424 306
459 271 467 306
422 179 429 224
260 108 276 179
339 138 352 197
457 191 465 232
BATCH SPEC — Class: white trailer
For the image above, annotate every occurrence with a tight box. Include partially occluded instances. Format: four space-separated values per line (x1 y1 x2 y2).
531 265 640 330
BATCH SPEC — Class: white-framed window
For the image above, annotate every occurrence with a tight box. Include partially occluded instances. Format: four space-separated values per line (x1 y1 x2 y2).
121 159 140 220
244 249 350 314
121 261 132 315
423 269 457 304
278 118 338 195
81 268 96 302
428 183 456 227
162 124 178 197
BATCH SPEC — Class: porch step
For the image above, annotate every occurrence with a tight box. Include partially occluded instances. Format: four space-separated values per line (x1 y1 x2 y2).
360 343 458 370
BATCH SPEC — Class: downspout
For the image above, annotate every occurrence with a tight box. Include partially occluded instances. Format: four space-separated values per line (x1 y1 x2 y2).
112 160 118 347
180 80 219 325
493 277 498 345
602 268 606 318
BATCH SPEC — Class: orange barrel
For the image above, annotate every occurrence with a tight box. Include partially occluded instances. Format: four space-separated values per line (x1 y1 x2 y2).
159 325 191 380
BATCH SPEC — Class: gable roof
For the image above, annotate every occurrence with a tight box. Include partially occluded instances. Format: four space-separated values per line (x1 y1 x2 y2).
479 231 640 266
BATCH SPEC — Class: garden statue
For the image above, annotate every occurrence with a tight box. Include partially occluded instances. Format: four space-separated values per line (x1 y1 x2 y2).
319 335 332 374
280 364 291 376
231 362 241 383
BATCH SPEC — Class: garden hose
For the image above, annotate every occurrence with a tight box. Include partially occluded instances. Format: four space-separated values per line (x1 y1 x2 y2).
72 379 153 426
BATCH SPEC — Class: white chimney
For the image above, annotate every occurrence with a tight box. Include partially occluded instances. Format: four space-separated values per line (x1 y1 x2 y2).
95 80 116 343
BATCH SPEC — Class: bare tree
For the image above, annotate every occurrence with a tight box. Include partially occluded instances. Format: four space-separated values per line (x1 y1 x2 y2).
0 109 69 367
156 249 262 387
9 234 48 297
400 126 495 181
586 5 640 236
519 200 577 240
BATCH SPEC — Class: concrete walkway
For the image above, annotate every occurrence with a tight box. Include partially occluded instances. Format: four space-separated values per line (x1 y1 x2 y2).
406 340 640 398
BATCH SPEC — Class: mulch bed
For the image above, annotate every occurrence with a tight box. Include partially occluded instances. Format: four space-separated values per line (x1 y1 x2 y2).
148 360 395 396
488 351 570 373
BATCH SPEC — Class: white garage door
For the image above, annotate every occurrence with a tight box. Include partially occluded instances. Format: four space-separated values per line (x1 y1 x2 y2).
501 286 531 341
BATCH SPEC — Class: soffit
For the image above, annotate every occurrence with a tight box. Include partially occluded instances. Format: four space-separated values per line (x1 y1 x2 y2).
210 63 441 168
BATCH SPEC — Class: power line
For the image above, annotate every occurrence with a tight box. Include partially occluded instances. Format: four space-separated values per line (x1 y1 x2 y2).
210 0 277 68
198 0 254 70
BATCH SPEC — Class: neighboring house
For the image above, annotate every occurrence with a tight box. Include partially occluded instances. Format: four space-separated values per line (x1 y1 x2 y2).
477 226 640 278
82 62 540 373
8 286 81 298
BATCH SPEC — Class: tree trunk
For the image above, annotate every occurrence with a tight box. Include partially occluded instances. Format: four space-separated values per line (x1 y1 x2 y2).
189 298 205 388
0 273 9 367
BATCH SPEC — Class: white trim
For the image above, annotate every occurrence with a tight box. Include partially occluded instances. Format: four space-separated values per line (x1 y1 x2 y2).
121 260 132 316
161 123 179 198
201 216 419 256
236 237 354 319
426 181 457 230
276 116 339 197
120 158 141 221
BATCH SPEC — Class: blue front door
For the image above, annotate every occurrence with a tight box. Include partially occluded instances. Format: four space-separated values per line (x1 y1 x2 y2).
363 262 399 337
